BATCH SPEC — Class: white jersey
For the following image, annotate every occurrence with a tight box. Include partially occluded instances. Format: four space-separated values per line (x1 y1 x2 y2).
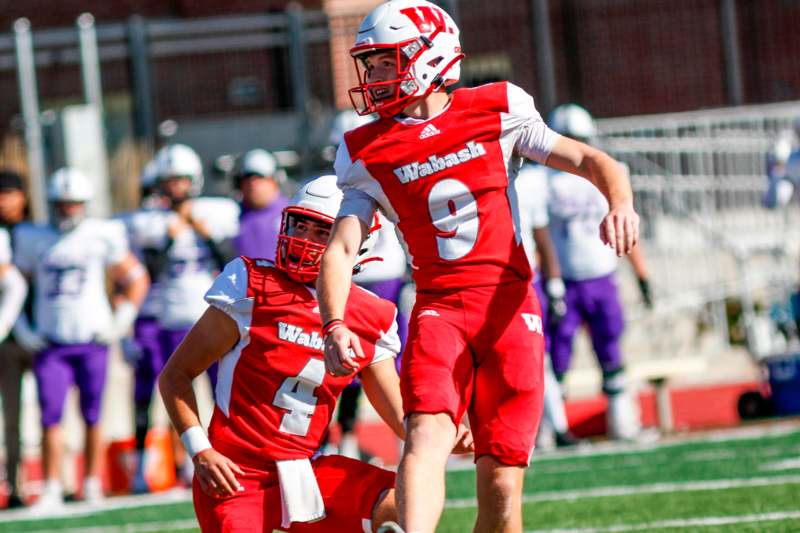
13 219 128 344
547 169 617 281
128 197 240 330
352 212 408 284
0 227 11 265
117 208 163 318
514 163 550 268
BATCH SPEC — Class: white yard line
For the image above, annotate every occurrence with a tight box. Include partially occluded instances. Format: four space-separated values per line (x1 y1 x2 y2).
525 510 800 532
0 488 192 523
19 518 199 533
444 474 800 508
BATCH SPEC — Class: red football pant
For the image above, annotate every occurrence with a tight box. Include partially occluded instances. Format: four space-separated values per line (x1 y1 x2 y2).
401 280 545 466
193 454 395 532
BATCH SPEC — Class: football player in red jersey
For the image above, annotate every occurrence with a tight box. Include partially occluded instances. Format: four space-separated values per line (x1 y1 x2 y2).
317 2 640 532
160 175 473 533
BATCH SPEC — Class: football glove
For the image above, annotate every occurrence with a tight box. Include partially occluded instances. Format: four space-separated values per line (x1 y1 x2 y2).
545 278 567 327
638 277 653 309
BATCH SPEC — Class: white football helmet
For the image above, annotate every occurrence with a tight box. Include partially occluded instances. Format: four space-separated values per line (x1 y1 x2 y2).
154 143 204 195
48 167 93 232
549 104 597 140
233 149 282 186
349 0 463 117
329 110 376 146
769 135 794 166
276 175 380 283
48 167 93 202
140 159 158 190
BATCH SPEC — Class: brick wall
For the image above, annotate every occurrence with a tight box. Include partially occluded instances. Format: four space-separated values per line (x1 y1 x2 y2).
323 0 383 110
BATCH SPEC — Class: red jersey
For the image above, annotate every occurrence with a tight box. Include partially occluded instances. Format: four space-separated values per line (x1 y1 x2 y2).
335 81 559 292
203 257 400 465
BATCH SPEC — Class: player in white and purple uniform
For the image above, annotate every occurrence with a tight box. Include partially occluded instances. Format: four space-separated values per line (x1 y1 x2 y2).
545 104 652 441
767 117 800 209
13 168 149 512
116 159 171 493
0 170 31 508
127 144 239 483
515 162 579 449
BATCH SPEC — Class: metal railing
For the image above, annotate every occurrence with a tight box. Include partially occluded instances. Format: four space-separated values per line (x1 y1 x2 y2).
596 103 800 361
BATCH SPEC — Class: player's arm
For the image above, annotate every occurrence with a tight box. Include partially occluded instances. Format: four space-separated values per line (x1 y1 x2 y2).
318 215 369 376
158 306 244 496
0 263 27 343
360 358 405 439
106 252 150 341
546 136 639 256
533 226 567 324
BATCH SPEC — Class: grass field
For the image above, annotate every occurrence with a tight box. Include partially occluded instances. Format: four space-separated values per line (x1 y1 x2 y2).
2 423 799 532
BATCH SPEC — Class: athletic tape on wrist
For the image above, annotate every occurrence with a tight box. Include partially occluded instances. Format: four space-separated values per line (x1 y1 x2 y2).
180 426 212 458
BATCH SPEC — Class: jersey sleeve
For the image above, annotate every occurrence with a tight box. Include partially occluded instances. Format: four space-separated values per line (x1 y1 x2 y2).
104 219 130 265
204 257 253 333
11 224 36 274
505 82 560 164
334 142 379 226
370 307 401 365
0 228 11 265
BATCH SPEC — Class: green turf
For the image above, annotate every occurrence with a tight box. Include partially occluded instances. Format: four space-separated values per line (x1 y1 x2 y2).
1 429 798 532
0 502 196 532
437 483 800 532
445 430 800 498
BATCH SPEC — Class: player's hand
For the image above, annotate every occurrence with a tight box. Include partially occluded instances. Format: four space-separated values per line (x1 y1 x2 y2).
12 322 47 354
547 297 567 327
193 448 245 498
451 424 475 455
323 325 364 377
121 337 144 366
599 204 639 256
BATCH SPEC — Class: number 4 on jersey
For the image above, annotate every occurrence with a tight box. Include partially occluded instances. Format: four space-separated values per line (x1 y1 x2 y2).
273 358 325 436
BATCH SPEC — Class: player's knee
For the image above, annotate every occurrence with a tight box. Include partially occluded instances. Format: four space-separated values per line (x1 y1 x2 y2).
371 488 397 530
405 413 455 453
487 470 521 502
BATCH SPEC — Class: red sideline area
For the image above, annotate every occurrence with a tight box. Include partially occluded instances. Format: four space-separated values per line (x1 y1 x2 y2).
1 381 762 506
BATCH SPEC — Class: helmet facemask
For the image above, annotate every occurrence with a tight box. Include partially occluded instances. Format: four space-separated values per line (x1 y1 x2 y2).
52 201 86 233
275 208 334 284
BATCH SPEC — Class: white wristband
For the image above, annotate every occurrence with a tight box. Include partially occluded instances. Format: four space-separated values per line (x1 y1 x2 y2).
546 277 566 299
180 426 212 458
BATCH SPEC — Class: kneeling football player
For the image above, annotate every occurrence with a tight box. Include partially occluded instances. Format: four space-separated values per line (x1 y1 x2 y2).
160 175 472 532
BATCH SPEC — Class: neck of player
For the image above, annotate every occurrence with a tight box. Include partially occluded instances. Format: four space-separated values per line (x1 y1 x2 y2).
400 90 450 121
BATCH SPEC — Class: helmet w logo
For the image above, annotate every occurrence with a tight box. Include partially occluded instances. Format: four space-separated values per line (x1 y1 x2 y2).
400 6 455 34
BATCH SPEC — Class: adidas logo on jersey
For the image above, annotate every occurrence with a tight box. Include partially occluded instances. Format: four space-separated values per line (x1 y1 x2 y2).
278 322 324 351
393 141 487 184
419 123 440 139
